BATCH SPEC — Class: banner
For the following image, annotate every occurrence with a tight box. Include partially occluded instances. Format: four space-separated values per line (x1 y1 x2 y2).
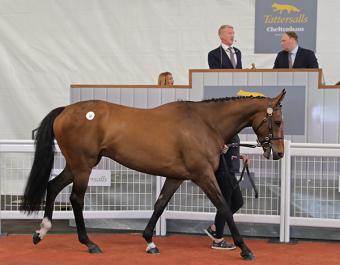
255 0 317 53
52 169 111 187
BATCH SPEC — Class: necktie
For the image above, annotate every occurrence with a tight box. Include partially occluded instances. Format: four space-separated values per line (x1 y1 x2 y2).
288 52 293 68
228 47 236 68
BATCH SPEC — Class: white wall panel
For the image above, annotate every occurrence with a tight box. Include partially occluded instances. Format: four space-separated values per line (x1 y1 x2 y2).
134 89 148 109
147 89 162 108
93 88 107 101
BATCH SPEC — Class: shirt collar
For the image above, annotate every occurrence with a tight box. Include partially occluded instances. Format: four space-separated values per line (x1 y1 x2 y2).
221 43 233 51
290 45 299 54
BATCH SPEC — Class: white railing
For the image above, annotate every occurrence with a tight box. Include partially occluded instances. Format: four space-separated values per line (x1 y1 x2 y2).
0 140 162 234
0 140 339 242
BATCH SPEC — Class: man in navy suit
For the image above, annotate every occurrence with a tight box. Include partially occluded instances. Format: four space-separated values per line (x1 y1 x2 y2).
274 31 319 69
208 25 242 69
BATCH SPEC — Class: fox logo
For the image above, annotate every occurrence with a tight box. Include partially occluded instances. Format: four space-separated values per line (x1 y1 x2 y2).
272 3 300 14
237 90 265 97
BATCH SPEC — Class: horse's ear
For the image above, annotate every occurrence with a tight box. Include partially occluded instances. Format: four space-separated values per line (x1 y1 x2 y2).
273 89 286 106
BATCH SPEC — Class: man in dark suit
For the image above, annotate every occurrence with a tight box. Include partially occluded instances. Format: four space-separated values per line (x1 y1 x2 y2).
274 31 319 69
208 25 242 69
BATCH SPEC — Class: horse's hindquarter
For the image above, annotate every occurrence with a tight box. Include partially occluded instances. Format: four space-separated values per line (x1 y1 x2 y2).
53 101 171 171
53 101 113 166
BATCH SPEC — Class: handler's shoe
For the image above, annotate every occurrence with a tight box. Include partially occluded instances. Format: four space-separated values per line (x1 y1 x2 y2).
204 226 218 240
211 240 236 250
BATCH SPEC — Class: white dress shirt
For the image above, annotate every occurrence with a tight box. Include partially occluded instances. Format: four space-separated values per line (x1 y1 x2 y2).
221 43 238 66
289 45 299 66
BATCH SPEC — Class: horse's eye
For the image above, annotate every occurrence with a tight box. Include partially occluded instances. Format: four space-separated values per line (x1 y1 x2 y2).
275 121 281 126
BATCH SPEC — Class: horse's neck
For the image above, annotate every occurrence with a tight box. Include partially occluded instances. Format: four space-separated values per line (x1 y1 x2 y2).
204 99 267 141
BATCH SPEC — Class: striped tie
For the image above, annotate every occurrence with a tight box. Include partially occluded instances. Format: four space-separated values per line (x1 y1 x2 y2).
288 52 293 68
228 47 236 68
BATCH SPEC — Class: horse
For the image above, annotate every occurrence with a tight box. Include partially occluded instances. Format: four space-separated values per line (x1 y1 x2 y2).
20 89 286 260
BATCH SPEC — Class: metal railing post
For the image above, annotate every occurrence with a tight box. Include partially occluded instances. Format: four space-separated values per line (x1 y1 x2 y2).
155 176 163 236
280 140 291 242
284 140 291 242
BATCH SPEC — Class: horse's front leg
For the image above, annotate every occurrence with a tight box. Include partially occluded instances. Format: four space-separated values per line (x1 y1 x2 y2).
142 178 182 254
223 207 255 260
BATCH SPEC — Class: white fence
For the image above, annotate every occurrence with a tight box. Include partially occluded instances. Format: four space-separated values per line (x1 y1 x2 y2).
0 140 339 242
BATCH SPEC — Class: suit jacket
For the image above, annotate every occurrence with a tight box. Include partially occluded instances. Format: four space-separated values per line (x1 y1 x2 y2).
273 47 319 69
208 46 242 69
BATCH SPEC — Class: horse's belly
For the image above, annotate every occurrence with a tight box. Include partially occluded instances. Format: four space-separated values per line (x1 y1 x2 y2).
103 146 189 179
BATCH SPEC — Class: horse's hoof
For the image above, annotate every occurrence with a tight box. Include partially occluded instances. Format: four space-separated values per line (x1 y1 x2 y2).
88 245 102 254
241 251 256 260
146 247 160 254
33 232 41 245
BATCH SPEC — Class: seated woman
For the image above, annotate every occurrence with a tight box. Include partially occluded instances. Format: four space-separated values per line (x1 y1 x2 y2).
158 72 174 86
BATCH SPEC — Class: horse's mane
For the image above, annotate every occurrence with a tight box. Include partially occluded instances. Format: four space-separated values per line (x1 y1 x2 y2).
200 95 265 103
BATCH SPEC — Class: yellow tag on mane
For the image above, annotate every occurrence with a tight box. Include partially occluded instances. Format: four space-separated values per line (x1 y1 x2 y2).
237 89 265 97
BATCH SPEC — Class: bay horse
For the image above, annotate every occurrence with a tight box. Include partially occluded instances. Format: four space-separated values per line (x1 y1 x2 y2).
20 89 286 260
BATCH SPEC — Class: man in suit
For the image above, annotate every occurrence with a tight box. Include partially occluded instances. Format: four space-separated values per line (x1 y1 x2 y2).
208 25 242 69
274 31 319 68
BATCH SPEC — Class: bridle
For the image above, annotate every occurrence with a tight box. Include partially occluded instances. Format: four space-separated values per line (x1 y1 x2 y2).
253 100 283 150
221 98 284 198
222 100 283 198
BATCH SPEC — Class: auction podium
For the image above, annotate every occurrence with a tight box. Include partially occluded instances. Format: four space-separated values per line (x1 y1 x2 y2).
71 69 340 144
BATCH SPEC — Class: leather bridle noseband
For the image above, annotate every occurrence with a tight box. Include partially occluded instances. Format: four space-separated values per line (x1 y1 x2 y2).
253 100 283 150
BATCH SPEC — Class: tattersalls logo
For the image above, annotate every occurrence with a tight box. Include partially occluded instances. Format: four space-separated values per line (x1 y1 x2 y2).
254 0 317 53
264 2 308 32
272 3 300 14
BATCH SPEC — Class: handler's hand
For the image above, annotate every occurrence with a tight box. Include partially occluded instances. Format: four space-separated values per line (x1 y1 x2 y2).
222 144 229 154
240 154 250 166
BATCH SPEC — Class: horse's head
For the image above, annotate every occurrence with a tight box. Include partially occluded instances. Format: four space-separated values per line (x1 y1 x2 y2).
252 89 286 160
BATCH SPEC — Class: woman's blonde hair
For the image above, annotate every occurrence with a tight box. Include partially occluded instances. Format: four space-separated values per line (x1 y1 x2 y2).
158 72 172 86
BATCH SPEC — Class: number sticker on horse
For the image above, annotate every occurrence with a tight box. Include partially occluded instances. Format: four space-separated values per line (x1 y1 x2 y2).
86 111 95 120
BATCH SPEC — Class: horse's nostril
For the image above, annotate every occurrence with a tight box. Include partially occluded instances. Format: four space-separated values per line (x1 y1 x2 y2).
279 152 284 158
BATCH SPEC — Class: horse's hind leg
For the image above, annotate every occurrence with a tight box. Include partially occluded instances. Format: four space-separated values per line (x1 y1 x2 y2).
143 178 183 254
195 172 255 260
69 169 102 254
33 166 73 245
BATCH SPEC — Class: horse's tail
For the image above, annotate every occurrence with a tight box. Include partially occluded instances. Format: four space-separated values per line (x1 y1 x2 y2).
20 107 65 214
